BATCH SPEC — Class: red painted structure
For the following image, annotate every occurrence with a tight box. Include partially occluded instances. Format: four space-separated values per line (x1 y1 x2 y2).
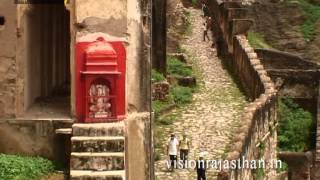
76 37 126 123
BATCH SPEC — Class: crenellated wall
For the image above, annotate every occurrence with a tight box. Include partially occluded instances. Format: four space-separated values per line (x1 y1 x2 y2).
207 1 278 179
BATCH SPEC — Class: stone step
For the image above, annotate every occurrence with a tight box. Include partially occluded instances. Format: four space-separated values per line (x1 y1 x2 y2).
56 128 72 135
71 137 125 152
70 152 125 171
70 170 125 180
72 122 124 137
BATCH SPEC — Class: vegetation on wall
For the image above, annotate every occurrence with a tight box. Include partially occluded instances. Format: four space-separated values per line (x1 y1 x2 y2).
277 98 314 152
0 154 55 180
247 31 273 49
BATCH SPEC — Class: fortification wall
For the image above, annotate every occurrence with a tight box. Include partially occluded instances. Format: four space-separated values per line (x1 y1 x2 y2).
207 1 278 179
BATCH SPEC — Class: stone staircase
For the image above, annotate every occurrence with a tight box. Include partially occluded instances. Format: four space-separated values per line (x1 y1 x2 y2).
70 122 126 180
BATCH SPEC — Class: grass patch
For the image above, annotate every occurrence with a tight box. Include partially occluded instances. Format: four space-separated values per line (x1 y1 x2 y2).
247 31 273 49
0 154 55 180
171 86 193 105
152 69 166 82
277 98 315 152
167 56 193 77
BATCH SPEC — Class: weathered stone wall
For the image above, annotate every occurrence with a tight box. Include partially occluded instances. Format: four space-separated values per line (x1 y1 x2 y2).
256 49 320 121
0 119 72 167
278 151 313 180
207 1 278 179
256 49 320 99
255 49 320 70
125 113 151 180
256 47 320 180
0 1 18 118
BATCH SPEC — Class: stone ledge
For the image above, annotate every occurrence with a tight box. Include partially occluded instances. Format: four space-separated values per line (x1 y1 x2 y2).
72 122 125 137
70 170 125 180
71 137 125 153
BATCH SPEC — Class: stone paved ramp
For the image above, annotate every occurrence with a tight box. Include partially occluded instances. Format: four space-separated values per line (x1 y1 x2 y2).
155 8 248 180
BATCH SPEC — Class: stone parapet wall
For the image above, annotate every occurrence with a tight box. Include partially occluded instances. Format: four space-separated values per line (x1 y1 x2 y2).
207 1 278 179
255 49 320 70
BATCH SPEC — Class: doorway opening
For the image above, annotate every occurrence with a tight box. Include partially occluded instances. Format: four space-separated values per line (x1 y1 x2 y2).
24 2 71 119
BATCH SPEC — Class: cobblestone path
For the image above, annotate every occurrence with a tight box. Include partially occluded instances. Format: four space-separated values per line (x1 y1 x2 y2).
154 8 248 180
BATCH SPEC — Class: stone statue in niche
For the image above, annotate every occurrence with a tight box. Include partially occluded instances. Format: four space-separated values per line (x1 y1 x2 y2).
88 83 112 118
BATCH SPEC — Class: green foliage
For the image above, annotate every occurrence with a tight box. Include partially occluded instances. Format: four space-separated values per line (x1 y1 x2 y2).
0 154 55 180
277 161 289 172
299 1 320 41
277 98 314 152
171 86 193 105
167 57 193 77
247 31 273 49
253 167 265 180
151 69 165 82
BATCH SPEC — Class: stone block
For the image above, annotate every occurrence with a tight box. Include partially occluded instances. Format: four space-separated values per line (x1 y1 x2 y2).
72 123 124 137
70 170 125 180
70 153 125 171
72 137 125 152
151 81 170 101
178 76 196 87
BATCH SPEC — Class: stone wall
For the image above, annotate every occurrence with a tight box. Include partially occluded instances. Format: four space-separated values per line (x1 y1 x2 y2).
125 113 152 180
0 1 18 118
278 151 313 180
0 119 73 167
256 48 320 100
256 48 320 179
207 1 278 179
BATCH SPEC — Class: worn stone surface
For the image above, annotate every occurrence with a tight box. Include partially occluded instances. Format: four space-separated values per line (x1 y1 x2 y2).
154 8 247 180
71 138 125 152
71 176 122 180
70 122 126 179
70 154 124 171
152 82 170 101
72 123 125 137
125 112 151 180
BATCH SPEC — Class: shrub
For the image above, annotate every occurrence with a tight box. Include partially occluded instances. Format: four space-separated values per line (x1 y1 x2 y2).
0 154 55 180
171 86 193 105
167 57 193 77
152 69 166 82
277 98 314 152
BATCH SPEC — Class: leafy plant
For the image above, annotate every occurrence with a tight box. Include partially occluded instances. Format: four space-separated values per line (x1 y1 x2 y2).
171 86 193 105
167 57 193 77
152 69 166 82
277 98 314 152
0 154 55 180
